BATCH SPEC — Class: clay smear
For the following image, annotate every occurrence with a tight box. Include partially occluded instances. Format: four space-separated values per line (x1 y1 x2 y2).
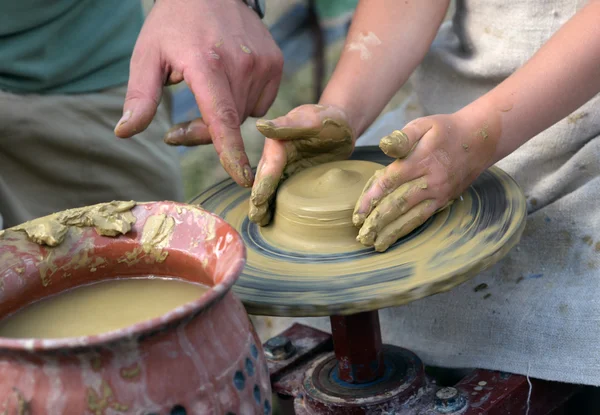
346 31 382 61
0 201 136 247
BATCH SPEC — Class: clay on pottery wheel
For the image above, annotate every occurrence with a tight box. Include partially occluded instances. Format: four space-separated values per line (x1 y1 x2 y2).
192 147 528 317
0 201 272 414
261 160 383 253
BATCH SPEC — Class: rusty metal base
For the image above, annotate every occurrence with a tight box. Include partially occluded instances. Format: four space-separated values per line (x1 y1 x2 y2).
265 323 582 415
299 345 426 414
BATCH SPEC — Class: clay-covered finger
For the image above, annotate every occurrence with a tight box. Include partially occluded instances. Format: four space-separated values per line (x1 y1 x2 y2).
373 199 438 252
248 201 272 226
248 139 287 225
352 160 421 227
379 118 433 159
250 175 280 207
164 118 212 146
256 111 321 141
185 65 253 187
356 177 429 246
379 131 412 159
256 104 349 141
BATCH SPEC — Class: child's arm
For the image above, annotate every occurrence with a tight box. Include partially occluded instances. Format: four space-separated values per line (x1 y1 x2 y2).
465 0 600 162
248 0 450 225
353 0 600 251
320 0 450 137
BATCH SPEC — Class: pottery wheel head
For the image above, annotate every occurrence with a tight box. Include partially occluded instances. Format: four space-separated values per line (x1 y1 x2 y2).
263 160 383 253
192 147 527 317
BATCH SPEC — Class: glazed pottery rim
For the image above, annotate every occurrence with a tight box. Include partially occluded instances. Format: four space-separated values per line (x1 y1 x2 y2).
0 201 247 352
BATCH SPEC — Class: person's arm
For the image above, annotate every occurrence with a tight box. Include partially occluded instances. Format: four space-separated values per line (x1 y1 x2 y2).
353 0 600 252
461 0 600 164
319 0 450 138
114 0 284 188
247 0 449 225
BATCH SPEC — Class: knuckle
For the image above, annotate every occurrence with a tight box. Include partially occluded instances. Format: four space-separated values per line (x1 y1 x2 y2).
390 196 406 213
214 105 240 128
436 195 450 209
419 139 437 155
271 50 284 73
377 177 394 194
125 88 159 105
238 51 256 76
203 49 225 70
438 180 453 196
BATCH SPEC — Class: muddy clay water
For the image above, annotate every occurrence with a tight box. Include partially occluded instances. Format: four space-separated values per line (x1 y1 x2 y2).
0 277 210 339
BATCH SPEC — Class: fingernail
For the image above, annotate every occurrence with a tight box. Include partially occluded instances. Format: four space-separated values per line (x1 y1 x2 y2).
115 110 132 130
352 213 366 227
256 119 275 128
256 119 276 135
374 241 389 252
164 126 186 144
358 227 376 246
380 130 409 158
220 152 253 188
243 165 254 186
248 201 269 224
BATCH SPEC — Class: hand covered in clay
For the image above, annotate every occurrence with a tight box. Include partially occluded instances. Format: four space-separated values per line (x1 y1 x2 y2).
353 114 499 252
249 104 355 225
114 0 283 187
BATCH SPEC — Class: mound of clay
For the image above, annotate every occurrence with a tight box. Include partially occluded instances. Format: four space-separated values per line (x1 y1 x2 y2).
259 160 384 253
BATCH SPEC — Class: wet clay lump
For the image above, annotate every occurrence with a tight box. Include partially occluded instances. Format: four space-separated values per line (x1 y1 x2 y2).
260 160 384 253
0 278 209 339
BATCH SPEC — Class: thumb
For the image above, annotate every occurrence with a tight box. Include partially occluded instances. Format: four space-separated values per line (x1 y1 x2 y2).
250 139 287 206
164 118 212 146
379 118 433 159
114 46 163 138
256 104 344 141
248 139 287 225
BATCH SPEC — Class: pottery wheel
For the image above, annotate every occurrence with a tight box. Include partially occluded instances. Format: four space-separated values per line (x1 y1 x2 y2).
192 147 527 317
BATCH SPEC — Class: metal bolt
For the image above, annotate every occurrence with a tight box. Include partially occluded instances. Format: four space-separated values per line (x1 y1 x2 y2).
264 335 296 361
434 387 467 413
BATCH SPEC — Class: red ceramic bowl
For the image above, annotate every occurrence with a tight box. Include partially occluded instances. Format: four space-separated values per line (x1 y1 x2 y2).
0 201 272 414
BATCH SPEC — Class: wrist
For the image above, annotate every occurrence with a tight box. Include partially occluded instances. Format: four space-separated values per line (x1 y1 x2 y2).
318 95 366 143
453 100 503 169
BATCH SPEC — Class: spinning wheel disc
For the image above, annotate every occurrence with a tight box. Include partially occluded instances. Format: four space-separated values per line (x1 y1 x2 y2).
191 147 527 317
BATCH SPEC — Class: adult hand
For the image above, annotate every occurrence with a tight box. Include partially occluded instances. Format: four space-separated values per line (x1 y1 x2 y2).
249 104 355 225
114 0 284 188
353 113 499 252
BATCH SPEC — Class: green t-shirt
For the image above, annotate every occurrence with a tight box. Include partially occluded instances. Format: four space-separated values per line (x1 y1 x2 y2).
0 0 143 94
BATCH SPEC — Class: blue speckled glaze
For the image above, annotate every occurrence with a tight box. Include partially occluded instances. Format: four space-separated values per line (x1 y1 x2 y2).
245 357 255 377
253 384 261 404
263 399 272 415
191 147 527 318
233 371 245 390
250 343 259 359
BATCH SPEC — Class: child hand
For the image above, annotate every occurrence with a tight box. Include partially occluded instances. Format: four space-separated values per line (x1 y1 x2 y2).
249 104 355 225
353 113 498 252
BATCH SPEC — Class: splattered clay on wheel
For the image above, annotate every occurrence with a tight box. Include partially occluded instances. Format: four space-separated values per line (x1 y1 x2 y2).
192 147 527 317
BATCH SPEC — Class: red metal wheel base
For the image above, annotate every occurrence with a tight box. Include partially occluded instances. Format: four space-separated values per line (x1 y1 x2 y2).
264 321 581 415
